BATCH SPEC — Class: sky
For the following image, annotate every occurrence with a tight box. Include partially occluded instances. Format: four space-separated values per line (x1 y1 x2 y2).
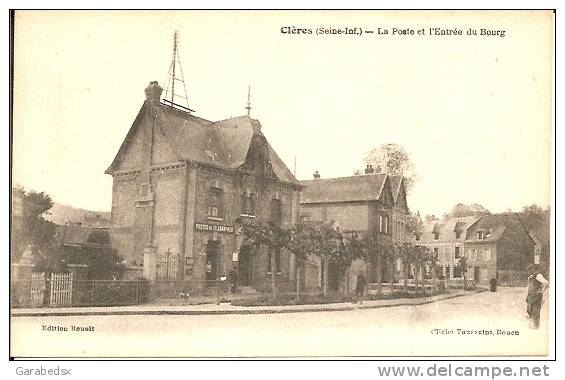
12 10 554 217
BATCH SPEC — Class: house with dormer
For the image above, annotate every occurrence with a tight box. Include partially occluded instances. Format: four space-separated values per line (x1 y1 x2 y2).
415 216 479 280
464 213 536 286
105 81 302 290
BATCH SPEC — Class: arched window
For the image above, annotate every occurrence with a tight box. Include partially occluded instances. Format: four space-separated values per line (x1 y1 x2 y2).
270 194 282 225
241 191 256 216
207 188 223 218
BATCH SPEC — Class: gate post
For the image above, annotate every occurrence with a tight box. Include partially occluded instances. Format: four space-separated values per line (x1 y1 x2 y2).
143 245 158 282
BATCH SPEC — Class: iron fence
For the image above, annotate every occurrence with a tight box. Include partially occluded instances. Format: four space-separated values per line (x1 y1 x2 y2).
10 277 149 308
156 251 181 281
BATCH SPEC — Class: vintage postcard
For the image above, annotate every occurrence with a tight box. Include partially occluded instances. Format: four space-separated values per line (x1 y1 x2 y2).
9 10 554 358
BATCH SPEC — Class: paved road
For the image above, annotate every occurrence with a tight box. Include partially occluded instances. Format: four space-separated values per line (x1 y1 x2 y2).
11 287 549 357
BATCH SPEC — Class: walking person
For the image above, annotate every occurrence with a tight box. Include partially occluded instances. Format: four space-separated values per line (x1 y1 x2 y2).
229 268 238 293
526 264 549 329
355 272 366 305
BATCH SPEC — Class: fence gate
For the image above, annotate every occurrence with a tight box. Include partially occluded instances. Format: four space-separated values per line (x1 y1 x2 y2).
30 272 45 307
50 273 73 307
156 251 181 280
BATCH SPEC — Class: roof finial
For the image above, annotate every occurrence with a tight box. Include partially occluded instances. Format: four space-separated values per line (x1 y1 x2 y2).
245 84 252 117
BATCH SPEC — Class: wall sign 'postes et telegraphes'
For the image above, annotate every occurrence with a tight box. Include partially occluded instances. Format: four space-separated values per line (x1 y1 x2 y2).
194 223 234 234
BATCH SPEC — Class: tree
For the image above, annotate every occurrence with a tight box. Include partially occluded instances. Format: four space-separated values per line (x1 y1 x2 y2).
398 243 415 291
12 190 57 263
407 212 423 238
363 143 417 191
519 204 550 275
412 244 430 294
445 203 490 218
423 246 439 292
237 218 290 300
33 244 124 280
309 224 344 297
369 239 395 295
287 223 317 301
458 256 469 290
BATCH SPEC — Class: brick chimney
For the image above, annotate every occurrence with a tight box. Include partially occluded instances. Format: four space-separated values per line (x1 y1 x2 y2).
144 81 162 104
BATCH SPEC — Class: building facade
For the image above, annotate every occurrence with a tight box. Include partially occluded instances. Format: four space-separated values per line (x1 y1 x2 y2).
299 173 402 289
389 176 412 245
415 216 478 280
464 213 536 286
415 213 537 286
106 81 302 289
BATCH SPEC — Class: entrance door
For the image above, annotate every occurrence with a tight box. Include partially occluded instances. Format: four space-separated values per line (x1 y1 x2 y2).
328 260 339 291
206 241 219 286
474 267 480 284
238 245 252 286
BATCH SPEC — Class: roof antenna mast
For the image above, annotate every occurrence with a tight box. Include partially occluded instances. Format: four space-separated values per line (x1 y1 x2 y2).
163 30 194 113
245 84 252 116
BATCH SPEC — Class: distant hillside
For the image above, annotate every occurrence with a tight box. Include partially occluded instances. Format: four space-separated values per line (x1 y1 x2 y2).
45 202 111 226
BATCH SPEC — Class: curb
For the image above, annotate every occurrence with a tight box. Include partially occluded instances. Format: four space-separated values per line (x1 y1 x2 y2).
11 289 486 318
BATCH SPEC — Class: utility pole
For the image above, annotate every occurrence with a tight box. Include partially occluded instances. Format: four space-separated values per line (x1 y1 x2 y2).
216 244 220 305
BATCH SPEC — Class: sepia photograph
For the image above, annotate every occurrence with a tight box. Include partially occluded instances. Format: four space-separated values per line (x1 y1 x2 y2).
9 10 554 358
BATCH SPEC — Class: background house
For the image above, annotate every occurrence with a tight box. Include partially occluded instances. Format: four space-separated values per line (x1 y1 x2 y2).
415 216 478 280
464 213 536 286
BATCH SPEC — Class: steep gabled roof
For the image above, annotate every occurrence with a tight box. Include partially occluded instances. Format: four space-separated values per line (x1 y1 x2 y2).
300 174 388 204
106 102 300 185
465 213 536 244
388 176 403 202
420 216 479 242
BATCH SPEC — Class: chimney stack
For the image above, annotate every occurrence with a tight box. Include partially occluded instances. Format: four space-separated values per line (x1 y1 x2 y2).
145 81 163 104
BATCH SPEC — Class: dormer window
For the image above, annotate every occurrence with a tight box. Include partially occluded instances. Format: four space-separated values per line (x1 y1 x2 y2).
432 223 441 240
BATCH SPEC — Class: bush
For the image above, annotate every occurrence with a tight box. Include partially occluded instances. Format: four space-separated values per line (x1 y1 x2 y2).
231 292 353 307
366 289 445 301
231 289 448 307
71 278 150 307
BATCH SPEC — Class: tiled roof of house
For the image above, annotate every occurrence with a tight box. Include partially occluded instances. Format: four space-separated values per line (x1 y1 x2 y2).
54 224 110 246
419 216 479 242
465 213 530 243
300 174 388 204
106 102 299 185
